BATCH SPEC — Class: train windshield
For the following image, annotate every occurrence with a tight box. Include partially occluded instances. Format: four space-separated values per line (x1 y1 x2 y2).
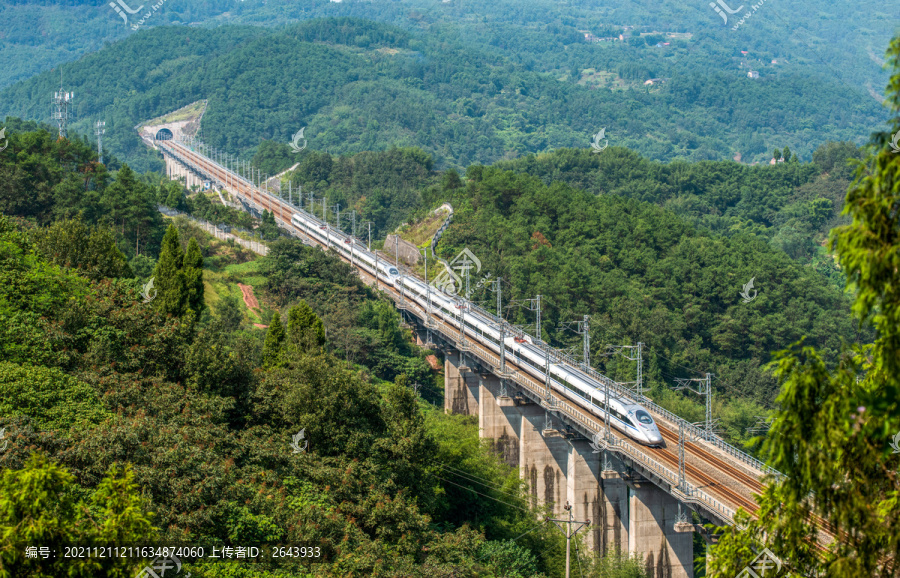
635 410 653 425
389 268 399 276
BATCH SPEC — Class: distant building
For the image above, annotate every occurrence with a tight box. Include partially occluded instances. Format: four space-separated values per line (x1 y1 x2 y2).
584 33 599 42
771 59 778 64
748 70 760 79
644 78 668 86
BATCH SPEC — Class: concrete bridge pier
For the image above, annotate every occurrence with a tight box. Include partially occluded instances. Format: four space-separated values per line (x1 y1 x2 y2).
445 349 478 416
628 478 694 578
477 373 519 467
600 459 629 557
566 439 602 552
518 403 568 517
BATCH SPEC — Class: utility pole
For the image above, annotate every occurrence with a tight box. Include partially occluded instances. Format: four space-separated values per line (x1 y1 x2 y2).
394 234 399 265
511 295 542 342
374 251 380 290
606 342 643 399
421 248 433 325
544 343 552 401
570 315 590 370
347 210 357 239
672 373 715 440
361 222 373 251
458 300 467 347
499 323 507 375
548 503 590 578
492 277 502 318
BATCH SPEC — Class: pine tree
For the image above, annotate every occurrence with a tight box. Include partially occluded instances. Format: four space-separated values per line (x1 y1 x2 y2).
182 238 204 317
262 312 286 368
152 224 186 317
287 300 325 351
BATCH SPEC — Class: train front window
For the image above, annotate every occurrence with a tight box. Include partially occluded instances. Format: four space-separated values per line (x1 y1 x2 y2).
635 410 653 425
389 268 399 276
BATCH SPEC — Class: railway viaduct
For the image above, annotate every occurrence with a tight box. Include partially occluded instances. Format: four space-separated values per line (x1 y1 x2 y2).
152 135 797 578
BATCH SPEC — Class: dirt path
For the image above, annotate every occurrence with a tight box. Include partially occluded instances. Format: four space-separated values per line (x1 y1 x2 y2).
237 283 259 310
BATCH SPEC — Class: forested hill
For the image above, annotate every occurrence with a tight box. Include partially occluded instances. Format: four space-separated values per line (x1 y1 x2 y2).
0 18 886 173
441 166 869 416
491 143 863 285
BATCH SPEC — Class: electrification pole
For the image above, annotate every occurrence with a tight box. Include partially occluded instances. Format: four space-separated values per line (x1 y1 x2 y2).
672 373 715 440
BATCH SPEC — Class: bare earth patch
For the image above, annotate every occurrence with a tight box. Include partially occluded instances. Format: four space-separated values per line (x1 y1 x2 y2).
237 283 259 310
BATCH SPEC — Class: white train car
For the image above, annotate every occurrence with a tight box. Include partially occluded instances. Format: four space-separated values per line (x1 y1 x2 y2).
291 212 400 286
397 273 662 445
292 209 661 445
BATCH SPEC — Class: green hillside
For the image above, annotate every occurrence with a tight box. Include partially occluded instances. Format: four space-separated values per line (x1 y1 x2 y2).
0 17 889 175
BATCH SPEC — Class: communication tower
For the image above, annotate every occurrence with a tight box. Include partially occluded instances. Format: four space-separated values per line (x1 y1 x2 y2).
51 90 74 139
95 121 106 164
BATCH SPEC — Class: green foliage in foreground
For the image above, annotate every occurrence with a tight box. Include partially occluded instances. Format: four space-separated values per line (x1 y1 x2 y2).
0 454 155 578
0 211 651 576
707 35 900 577
0 362 110 431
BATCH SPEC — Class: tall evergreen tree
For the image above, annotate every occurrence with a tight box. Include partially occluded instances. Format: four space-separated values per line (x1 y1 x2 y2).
152 224 186 317
287 300 325 351
182 237 204 317
262 312 286 368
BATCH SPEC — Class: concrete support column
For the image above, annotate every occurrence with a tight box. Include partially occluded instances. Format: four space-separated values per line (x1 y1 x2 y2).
478 375 519 467
444 350 477 416
628 480 694 578
566 440 602 552
600 463 629 556
518 404 568 517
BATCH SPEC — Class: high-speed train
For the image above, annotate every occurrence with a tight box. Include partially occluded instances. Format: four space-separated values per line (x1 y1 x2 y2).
290 210 663 446
291 211 401 284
